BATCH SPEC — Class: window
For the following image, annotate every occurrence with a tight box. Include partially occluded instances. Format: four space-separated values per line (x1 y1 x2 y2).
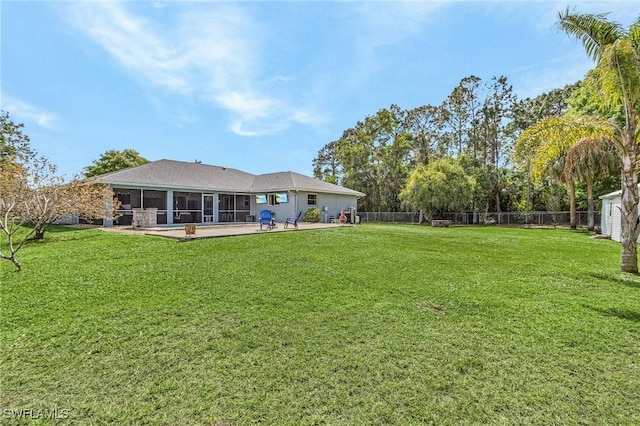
307 194 317 206
268 193 288 205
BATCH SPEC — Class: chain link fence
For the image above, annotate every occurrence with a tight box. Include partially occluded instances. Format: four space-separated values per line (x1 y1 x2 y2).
357 211 599 227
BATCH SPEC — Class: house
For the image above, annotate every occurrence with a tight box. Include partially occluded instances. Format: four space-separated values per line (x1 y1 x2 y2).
93 159 365 226
599 187 640 242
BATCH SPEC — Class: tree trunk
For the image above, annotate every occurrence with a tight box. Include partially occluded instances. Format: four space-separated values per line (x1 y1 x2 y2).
0 254 22 271
586 174 595 231
568 180 577 230
32 228 46 240
619 124 639 273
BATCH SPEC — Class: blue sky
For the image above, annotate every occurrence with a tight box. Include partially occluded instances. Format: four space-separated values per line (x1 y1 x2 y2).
2 1 638 179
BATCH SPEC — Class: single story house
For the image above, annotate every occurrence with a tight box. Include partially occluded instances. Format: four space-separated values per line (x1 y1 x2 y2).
93 159 365 226
600 187 640 242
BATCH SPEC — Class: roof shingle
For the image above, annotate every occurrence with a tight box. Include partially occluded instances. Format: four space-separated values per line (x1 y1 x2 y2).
93 159 364 196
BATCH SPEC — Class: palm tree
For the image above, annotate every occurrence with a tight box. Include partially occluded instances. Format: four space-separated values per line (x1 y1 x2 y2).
557 9 640 273
564 138 619 231
517 116 614 229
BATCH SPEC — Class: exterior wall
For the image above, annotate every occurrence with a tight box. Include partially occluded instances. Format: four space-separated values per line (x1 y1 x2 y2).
249 191 359 223
298 192 358 223
251 191 297 223
600 194 635 243
108 184 361 226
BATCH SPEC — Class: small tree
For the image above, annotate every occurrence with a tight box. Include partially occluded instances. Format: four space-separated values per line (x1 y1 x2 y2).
0 161 35 270
23 160 120 240
399 158 475 221
1 112 120 271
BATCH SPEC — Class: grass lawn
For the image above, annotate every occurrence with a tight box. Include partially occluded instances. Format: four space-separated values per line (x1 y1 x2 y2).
1 224 639 425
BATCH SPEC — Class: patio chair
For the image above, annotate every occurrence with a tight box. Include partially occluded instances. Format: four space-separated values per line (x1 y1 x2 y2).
284 211 302 229
259 209 275 230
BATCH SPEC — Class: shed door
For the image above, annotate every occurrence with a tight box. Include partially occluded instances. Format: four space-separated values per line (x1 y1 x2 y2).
611 202 622 243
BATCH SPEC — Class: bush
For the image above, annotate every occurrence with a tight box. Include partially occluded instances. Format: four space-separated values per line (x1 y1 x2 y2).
304 208 321 223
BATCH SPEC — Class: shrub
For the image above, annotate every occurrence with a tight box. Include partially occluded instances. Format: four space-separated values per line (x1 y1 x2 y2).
304 208 321 223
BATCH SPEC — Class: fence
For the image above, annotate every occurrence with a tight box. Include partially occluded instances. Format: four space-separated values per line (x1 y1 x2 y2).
357 212 422 224
357 211 599 228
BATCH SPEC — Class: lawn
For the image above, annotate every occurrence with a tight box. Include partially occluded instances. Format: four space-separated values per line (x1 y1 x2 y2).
1 224 639 425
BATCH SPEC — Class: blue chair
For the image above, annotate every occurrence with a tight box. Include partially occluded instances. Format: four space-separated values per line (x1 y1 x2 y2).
259 209 275 230
284 211 302 229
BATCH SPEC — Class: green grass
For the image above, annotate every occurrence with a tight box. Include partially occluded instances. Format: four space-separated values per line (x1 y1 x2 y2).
1 224 639 425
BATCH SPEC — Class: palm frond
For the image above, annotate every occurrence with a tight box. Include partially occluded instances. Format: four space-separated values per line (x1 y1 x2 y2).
557 8 625 62
563 137 619 182
516 115 617 182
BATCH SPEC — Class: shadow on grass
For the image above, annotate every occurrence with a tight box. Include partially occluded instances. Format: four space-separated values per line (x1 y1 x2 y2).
588 305 640 323
588 272 640 289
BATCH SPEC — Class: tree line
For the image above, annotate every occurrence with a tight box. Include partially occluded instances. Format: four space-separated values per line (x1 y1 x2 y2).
313 75 615 218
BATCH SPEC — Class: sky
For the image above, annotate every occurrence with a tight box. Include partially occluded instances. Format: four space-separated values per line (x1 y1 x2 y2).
2 1 639 179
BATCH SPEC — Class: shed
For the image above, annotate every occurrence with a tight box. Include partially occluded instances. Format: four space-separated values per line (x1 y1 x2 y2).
600 190 622 241
599 187 640 242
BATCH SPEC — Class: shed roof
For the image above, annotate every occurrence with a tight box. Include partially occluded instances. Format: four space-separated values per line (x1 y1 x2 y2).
598 184 640 200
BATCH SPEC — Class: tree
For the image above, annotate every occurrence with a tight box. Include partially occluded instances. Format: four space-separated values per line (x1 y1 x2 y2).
564 137 619 230
508 83 580 214
84 149 149 177
1 112 120 271
319 106 412 212
516 116 616 229
312 140 341 184
442 76 482 157
399 158 475 221
404 104 447 165
1 110 33 166
23 158 120 240
557 9 640 272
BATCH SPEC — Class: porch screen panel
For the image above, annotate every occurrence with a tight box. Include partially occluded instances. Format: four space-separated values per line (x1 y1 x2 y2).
143 190 167 224
235 195 250 222
219 194 235 222
174 192 201 223
113 188 141 225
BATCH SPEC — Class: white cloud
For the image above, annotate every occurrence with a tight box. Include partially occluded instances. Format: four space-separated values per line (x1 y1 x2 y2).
66 2 324 137
0 93 58 128
216 91 275 121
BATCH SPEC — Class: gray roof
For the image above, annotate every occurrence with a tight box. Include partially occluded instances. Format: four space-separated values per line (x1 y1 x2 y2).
252 171 365 196
93 159 365 197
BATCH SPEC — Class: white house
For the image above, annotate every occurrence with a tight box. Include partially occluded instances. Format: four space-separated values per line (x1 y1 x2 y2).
93 159 365 226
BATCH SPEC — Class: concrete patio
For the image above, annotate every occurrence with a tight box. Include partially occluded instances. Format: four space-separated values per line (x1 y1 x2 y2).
104 222 351 240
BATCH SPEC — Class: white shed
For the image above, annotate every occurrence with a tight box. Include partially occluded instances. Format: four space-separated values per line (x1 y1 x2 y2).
599 187 640 242
600 190 622 241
